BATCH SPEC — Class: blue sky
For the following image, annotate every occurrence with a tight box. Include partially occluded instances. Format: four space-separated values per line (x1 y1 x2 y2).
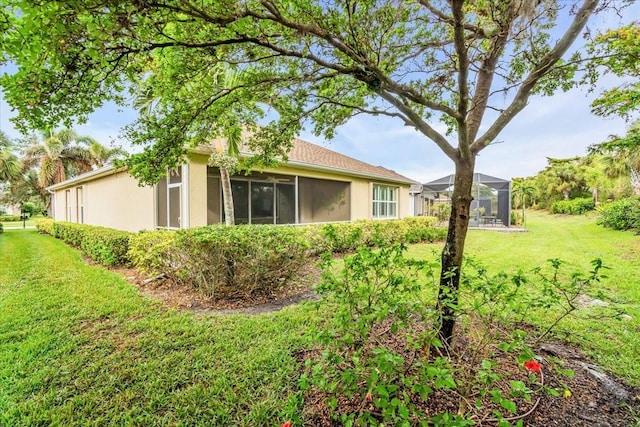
0 3 637 184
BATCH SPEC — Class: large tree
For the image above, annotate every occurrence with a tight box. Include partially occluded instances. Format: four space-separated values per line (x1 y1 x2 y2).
1 0 613 344
587 23 640 119
591 120 640 195
0 131 21 183
21 129 95 188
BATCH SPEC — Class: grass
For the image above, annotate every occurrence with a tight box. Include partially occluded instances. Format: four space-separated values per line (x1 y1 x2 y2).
1 211 639 425
407 210 640 384
0 215 43 228
0 229 314 426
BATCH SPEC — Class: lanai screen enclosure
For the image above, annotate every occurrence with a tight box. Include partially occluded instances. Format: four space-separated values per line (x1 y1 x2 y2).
423 173 511 227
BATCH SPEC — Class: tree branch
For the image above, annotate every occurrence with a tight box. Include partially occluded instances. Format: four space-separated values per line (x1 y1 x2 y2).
472 0 600 154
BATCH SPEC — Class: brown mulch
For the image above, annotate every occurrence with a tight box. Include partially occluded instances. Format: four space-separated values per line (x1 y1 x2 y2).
112 262 321 315
111 264 639 426
298 320 640 427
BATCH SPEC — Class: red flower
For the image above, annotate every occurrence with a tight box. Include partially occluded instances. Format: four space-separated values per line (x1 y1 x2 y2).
365 391 373 402
281 422 292 427
524 360 542 373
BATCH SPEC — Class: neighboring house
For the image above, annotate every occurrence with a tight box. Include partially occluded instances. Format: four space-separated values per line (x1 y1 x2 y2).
46 137 418 232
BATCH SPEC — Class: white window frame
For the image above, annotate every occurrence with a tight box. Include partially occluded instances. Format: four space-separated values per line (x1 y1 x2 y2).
65 190 71 221
372 184 398 219
76 186 84 224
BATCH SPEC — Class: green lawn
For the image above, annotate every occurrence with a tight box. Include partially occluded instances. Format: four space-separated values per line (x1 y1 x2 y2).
407 210 640 383
1 212 639 425
0 229 313 426
1 215 43 228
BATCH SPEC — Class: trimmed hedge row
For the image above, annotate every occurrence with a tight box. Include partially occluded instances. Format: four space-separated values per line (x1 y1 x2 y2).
36 216 446 298
129 226 308 298
302 216 445 254
37 219 132 266
550 197 595 215
0 215 22 222
596 197 640 231
35 218 55 235
129 217 445 299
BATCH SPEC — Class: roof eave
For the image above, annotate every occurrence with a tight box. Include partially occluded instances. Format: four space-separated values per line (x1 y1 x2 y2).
45 165 121 191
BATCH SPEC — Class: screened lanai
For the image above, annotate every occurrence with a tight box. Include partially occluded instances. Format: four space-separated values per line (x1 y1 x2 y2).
423 173 511 227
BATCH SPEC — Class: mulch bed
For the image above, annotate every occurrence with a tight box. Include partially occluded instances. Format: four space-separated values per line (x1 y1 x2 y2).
112 263 639 426
113 262 321 314
298 319 640 427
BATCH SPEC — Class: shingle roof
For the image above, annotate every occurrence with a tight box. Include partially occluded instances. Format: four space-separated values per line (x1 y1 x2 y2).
282 138 415 184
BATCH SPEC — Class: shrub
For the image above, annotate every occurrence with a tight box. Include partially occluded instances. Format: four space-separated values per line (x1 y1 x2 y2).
35 218 55 235
550 197 595 215
0 223 3 234
314 216 445 254
0 215 21 222
46 221 132 266
303 245 610 425
80 227 132 266
130 225 309 299
597 197 640 231
128 230 182 279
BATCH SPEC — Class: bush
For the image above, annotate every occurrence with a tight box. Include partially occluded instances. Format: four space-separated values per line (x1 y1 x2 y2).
0 223 3 234
35 218 55 235
45 221 132 266
550 197 595 215
130 225 309 299
597 197 640 231
309 216 445 254
0 215 22 222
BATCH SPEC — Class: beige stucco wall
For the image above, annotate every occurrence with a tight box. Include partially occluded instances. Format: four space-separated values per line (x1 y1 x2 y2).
189 154 412 223
53 170 155 232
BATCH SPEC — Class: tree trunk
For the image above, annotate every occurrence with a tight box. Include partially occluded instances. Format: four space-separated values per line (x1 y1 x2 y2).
631 168 640 196
436 159 475 348
220 167 235 226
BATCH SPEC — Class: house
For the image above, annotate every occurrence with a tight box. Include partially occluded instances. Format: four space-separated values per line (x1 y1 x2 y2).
46 137 418 232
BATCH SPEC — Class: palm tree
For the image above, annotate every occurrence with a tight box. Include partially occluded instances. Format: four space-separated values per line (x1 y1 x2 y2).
512 178 536 228
133 66 249 226
80 137 127 168
591 120 640 196
0 131 21 183
22 129 94 187
544 157 584 200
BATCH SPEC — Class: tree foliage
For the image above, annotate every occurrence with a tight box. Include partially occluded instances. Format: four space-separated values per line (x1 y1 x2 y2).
587 23 640 119
1 0 614 343
0 131 21 182
590 120 640 194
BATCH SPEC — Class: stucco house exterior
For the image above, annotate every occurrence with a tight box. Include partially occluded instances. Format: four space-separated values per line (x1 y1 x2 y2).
46 137 418 232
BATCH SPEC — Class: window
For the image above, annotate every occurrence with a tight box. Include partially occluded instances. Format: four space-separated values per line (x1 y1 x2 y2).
372 184 398 219
217 171 297 225
76 187 84 224
298 177 350 223
65 190 71 221
156 166 182 229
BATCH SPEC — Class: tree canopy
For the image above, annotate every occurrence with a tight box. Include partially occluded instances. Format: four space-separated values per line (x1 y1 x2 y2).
587 23 640 119
1 0 624 343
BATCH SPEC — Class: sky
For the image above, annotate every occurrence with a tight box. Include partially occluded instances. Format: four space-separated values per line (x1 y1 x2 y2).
0 2 637 184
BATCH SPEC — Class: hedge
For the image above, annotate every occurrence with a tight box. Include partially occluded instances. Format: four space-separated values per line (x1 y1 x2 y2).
35 218 55 235
36 216 446 298
301 216 445 255
37 220 132 266
0 223 3 234
550 197 595 215
129 217 445 298
0 215 22 222
130 225 309 299
596 197 640 231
